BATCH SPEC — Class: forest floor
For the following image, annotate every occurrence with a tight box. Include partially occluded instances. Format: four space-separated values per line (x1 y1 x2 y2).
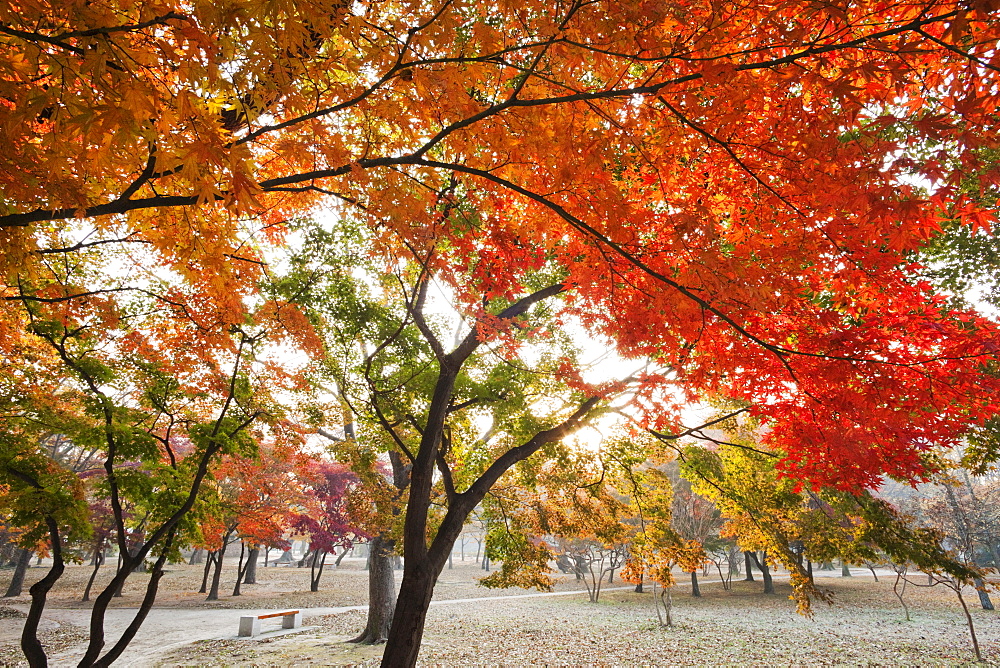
1 558 998 666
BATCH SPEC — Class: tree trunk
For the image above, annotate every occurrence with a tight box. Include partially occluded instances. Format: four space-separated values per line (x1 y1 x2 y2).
199 551 215 593
351 535 396 644
761 560 773 593
188 548 204 565
4 548 31 598
743 551 755 581
84 548 172 667
842 561 852 577
232 542 247 596
377 343 597 667
21 539 64 667
381 562 439 666
974 576 995 611
243 546 259 584
113 552 125 597
690 570 701 597
206 549 224 601
310 550 328 592
806 559 814 585
83 548 105 602
748 551 774 594
954 583 984 662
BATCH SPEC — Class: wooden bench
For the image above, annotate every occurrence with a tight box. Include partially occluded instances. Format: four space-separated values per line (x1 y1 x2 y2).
238 609 302 637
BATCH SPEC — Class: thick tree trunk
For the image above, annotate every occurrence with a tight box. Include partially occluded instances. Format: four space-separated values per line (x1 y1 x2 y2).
356 450 408 645
690 570 701 597
748 551 774 594
378 323 595 668
761 556 774 594
21 545 63 667
188 547 204 565
381 562 439 667
351 535 396 644
244 546 259 584
4 548 31 598
974 576 995 611
842 561 852 577
743 551 755 582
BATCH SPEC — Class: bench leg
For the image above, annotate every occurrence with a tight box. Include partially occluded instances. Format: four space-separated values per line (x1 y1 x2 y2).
282 612 302 629
238 616 261 637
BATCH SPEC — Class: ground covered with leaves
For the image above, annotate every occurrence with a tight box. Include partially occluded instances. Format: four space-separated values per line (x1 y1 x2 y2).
161 570 1000 666
3 560 999 665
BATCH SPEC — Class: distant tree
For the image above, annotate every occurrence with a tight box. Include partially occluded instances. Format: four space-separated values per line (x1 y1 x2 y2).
669 468 723 596
81 501 116 602
676 404 990 612
916 468 999 610
619 464 702 628
220 445 310 596
291 461 368 593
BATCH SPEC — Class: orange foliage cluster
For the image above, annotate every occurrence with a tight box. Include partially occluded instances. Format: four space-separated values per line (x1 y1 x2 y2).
1 0 999 494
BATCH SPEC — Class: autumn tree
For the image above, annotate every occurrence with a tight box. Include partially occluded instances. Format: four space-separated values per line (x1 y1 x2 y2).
4 2 1000 666
0 248 316 665
618 461 701 627
668 463 723 595
291 460 368 592
283 221 646 663
481 448 636 603
911 464 1000 610
209 443 313 596
676 406 990 612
